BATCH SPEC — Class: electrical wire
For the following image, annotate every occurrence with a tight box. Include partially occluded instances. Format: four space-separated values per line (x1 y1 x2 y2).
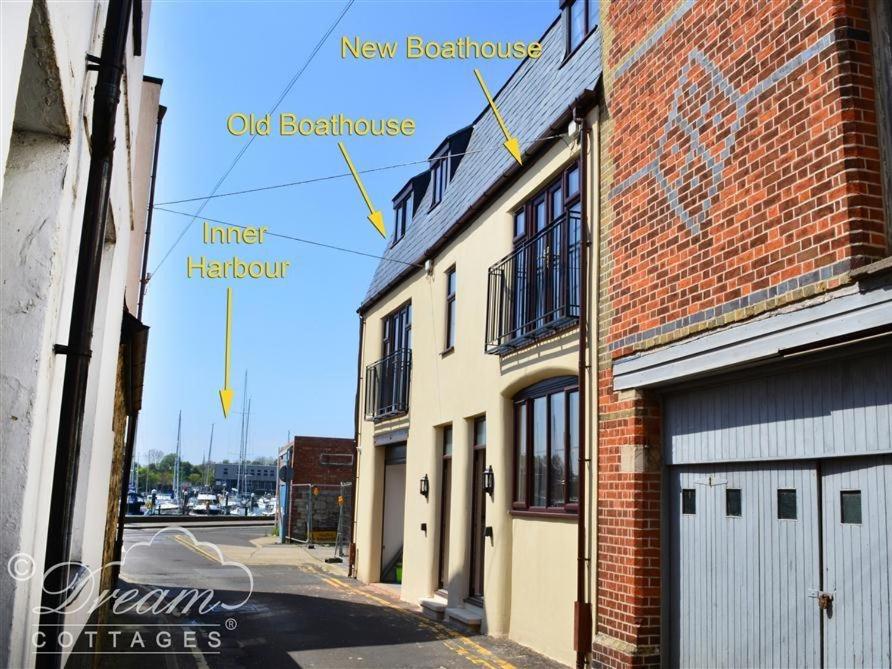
148 0 355 279
154 134 566 207
153 207 424 267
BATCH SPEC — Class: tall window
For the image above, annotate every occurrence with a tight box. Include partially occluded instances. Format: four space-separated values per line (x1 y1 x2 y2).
511 160 581 338
445 267 456 351
513 377 579 513
431 148 449 207
382 302 411 356
393 192 412 245
564 0 598 54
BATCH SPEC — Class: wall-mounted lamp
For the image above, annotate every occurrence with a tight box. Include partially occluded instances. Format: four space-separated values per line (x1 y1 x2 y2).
483 466 495 497
419 474 430 498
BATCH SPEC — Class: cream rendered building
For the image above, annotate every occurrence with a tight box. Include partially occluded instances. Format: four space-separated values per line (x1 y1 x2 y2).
1 1 162 665
352 6 601 666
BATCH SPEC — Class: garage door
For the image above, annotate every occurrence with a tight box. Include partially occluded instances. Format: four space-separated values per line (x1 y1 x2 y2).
665 350 892 668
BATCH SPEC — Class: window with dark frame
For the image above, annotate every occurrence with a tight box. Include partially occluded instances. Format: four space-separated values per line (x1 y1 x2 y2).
499 160 582 348
393 191 412 245
445 267 456 351
512 377 579 513
682 489 696 515
431 148 449 207
777 489 797 520
564 0 598 55
726 488 742 517
841 490 862 524
382 302 412 357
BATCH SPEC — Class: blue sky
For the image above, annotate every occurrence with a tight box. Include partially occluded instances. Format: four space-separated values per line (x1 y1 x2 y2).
139 0 557 466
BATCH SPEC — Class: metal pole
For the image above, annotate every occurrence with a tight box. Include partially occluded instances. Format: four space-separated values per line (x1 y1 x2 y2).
348 315 364 577
38 1 133 664
574 110 592 669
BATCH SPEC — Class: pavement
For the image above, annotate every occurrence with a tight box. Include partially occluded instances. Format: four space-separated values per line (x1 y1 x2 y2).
68 524 565 669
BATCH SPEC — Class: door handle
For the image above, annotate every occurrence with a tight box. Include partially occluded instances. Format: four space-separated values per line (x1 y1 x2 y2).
808 589 834 612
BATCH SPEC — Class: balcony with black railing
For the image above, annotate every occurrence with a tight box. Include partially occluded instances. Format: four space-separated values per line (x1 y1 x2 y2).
485 212 581 354
364 348 412 421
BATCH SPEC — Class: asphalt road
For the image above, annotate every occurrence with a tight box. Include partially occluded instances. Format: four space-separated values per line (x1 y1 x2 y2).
77 524 564 669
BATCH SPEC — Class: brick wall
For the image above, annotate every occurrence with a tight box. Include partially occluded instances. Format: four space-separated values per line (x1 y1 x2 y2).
290 436 354 486
596 0 887 665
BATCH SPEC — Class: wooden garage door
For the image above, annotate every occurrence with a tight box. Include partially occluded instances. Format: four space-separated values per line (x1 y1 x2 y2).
664 351 892 466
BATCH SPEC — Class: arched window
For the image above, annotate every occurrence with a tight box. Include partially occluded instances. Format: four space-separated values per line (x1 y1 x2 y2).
513 376 579 513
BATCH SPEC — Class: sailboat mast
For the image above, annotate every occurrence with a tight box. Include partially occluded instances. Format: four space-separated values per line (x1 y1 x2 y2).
205 423 214 487
237 371 247 494
243 398 252 494
174 410 182 501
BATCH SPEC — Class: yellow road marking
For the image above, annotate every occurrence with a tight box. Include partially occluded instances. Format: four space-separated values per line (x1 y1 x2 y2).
317 573 515 669
173 534 220 563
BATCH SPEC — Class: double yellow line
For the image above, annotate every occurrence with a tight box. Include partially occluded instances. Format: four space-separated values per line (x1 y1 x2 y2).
319 573 515 669
173 534 221 563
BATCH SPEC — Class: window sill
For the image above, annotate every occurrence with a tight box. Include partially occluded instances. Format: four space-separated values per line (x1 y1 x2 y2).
509 509 578 520
440 346 455 358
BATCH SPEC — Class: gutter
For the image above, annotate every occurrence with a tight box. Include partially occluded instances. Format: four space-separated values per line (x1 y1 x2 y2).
348 314 365 577
138 103 166 321
358 86 600 316
38 0 133 665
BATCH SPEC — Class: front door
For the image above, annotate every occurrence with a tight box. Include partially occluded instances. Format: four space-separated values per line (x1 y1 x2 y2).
438 426 452 590
469 417 487 601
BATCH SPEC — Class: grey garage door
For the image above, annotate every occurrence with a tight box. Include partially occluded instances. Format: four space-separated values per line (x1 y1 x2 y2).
666 350 892 668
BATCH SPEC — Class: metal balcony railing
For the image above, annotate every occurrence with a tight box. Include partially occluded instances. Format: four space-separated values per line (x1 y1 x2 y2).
364 348 412 421
485 212 581 354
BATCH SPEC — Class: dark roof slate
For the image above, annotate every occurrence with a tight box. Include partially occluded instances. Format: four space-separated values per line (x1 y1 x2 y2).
361 19 601 309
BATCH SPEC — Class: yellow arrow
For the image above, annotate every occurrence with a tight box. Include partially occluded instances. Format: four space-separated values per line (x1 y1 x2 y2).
474 68 522 166
218 286 234 418
337 141 386 237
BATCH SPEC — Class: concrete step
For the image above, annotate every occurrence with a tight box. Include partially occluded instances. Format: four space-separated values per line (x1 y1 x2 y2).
445 605 482 633
419 595 448 621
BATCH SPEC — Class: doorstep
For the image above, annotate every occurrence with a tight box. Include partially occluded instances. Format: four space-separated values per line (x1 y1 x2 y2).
445 602 483 634
419 593 448 621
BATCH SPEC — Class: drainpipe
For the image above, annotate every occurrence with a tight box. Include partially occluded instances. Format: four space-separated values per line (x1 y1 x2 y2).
574 109 592 669
38 1 133 665
348 314 365 578
111 103 167 581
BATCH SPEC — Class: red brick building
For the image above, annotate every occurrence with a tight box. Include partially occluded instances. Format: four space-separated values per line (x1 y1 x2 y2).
290 436 354 485
283 436 354 544
595 1 891 667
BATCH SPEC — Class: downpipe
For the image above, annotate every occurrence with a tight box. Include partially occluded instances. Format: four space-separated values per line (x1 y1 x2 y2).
348 314 365 578
574 110 592 669
37 1 133 666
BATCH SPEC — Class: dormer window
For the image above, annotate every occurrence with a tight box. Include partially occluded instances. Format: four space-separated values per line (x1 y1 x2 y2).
431 148 449 207
393 191 413 244
564 0 598 55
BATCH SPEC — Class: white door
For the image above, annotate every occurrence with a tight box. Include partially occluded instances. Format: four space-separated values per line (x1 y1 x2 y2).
821 455 892 668
669 463 822 667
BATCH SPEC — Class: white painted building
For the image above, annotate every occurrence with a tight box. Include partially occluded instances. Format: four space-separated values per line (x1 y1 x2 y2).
0 1 162 665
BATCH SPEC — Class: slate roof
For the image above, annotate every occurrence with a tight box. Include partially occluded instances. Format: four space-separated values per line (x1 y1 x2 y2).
361 17 602 311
